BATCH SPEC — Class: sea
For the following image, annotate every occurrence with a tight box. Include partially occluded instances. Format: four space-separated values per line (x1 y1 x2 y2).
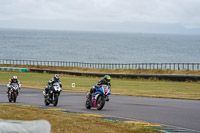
0 28 200 63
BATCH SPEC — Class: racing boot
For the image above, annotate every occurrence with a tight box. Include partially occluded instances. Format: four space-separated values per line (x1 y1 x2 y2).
88 92 92 101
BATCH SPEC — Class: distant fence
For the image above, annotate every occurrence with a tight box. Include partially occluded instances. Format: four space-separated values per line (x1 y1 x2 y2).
0 59 200 70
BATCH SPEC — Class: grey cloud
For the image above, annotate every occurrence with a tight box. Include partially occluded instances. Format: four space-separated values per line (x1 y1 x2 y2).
0 0 200 32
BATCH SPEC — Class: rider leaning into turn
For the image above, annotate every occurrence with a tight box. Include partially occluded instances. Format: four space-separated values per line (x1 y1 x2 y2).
43 74 62 96
7 76 21 95
89 75 111 101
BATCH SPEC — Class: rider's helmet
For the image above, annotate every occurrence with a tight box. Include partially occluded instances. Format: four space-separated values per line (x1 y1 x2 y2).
54 74 60 81
12 76 17 83
104 75 111 84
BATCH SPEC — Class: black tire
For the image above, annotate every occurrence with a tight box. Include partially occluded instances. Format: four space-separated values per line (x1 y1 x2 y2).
8 94 11 103
11 93 14 103
97 95 105 110
53 93 59 106
85 98 91 109
45 99 50 106
13 93 17 103
44 97 50 106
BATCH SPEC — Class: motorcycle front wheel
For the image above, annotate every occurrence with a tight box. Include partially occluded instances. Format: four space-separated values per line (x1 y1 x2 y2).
97 95 105 110
53 93 59 106
13 93 17 103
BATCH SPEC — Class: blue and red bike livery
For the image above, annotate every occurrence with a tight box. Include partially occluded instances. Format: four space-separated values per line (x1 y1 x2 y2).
86 85 111 110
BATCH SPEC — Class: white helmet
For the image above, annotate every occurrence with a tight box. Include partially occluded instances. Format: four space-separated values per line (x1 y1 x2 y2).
12 76 17 80
12 76 17 82
54 74 60 80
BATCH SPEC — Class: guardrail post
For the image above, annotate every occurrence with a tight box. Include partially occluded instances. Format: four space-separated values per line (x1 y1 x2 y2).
178 63 180 70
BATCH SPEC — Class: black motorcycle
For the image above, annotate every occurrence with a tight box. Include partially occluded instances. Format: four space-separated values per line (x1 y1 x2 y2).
44 82 62 106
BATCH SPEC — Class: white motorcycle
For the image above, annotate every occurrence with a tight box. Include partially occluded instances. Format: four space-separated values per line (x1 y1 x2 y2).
44 82 62 106
7 83 20 103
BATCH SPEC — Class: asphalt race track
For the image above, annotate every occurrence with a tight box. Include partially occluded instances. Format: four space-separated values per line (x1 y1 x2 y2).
0 85 200 133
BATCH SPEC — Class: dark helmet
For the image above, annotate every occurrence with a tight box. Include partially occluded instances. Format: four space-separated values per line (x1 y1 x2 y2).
54 74 60 80
12 76 17 83
104 75 111 83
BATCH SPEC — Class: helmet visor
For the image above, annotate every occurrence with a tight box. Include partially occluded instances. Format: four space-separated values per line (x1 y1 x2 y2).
55 75 59 80
106 79 110 82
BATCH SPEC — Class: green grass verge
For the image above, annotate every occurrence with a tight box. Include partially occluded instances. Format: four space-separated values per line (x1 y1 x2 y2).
0 104 160 133
0 71 200 100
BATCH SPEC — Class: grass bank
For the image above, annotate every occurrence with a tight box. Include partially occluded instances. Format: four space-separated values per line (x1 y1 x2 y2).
0 71 200 100
1 64 200 75
0 104 160 133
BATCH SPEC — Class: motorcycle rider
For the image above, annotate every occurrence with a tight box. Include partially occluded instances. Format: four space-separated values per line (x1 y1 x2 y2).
89 75 111 101
7 76 21 95
43 74 62 96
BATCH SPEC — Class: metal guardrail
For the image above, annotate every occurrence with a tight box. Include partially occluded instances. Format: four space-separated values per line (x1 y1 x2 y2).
0 59 200 70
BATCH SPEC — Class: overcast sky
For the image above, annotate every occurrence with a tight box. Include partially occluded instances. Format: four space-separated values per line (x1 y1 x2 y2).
0 0 200 34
